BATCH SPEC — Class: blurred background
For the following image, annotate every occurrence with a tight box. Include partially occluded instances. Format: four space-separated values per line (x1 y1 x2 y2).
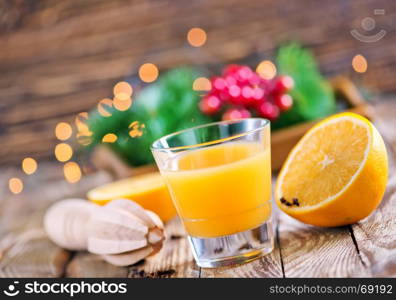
1 0 395 190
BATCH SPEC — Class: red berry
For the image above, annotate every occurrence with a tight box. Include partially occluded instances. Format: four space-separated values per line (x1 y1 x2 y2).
240 86 254 105
273 76 294 94
259 78 272 90
228 85 242 104
222 107 251 121
236 66 254 83
252 87 265 101
248 73 262 86
275 94 293 111
224 75 237 86
199 95 222 115
204 64 286 114
211 77 227 92
222 64 242 76
217 91 230 102
256 102 280 120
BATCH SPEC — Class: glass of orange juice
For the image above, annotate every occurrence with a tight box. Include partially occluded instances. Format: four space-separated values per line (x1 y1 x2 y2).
151 118 273 267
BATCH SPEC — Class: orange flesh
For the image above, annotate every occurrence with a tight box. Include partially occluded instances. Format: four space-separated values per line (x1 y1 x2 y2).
280 119 369 206
87 173 177 222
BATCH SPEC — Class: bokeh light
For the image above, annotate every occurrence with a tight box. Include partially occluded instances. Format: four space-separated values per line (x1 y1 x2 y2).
102 133 118 143
22 157 38 175
98 98 113 117
9 178 23 194
352 54 368 73
129 121 145 138
256 60 277 80
63 162 82 183
193 77 212 91
55 143 73 162
113 81 133 100
75 112 92 136
113 96 132 111
139 63 159 83
55 122 73 141
187 27 207 47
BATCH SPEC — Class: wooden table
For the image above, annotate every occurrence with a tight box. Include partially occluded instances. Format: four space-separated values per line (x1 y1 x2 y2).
1 100 396 278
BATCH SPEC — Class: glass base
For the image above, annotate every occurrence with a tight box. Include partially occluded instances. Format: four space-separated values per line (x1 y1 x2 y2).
188 220 274 268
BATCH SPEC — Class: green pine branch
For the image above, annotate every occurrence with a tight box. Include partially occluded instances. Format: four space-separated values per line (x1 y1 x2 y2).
273 43 336 129
87 68 211 166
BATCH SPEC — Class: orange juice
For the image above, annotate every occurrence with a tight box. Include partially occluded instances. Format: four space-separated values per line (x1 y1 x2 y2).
162 142 272 238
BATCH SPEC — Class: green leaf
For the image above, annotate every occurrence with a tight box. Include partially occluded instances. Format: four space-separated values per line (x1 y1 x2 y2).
86 68 211 166
273 43 336 129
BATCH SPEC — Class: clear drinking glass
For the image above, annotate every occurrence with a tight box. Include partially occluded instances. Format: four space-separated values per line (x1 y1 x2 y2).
151 118 274 268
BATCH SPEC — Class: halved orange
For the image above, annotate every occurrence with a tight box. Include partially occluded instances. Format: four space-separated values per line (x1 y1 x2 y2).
275 112 388 227
87 172 176 222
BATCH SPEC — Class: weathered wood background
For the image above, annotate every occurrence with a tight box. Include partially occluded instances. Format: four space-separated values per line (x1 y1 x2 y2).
1 0 396 164
0 100 395 278
0 0 395 278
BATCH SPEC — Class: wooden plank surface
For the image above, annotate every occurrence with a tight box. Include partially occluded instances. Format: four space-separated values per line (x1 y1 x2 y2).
66 253 129 278
278 214 370 277
353 159 396 277
0 100 396 277
0 228 70 278
350 102 396 278
0 165 111 278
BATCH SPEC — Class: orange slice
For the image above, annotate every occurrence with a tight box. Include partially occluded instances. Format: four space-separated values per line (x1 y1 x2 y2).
87 172 176 222
275 112 388 227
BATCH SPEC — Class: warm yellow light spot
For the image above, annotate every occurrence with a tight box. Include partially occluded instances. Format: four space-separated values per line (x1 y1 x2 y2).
75 112 92 136
9 178 23 194
193 77 212 91
113 81 133 100
63 162 82 183
98 98 113 117
76 134 92 146
139 63 159 83
55 143 73 162
187 27 207 47
113 96 132 111
55 122 73 141
102 133 118 143
22 157 38 175
352 54 368 73
256 60 277 80
129 121 145 138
